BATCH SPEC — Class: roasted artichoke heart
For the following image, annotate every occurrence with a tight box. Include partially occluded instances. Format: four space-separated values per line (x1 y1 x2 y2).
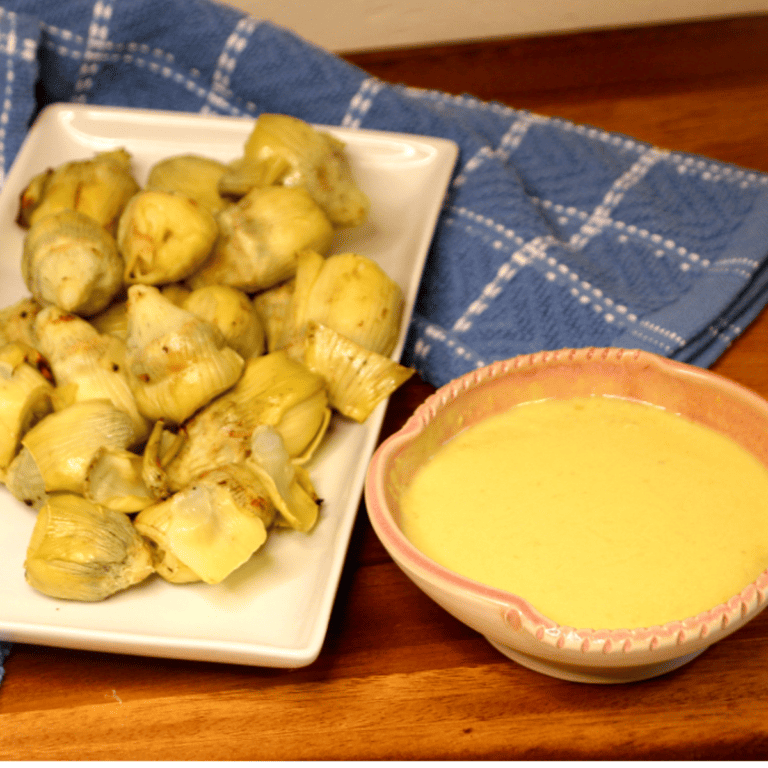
17 148 140 234
35 305 151 444
5 445 49 509
246 425 321 532
0 342 54 474
300 321 414 423
186 185 333 293
252 279 295 353
89 299 129 340
1 112 409 604
0 297 44 349
134 464 273 585
289 250 404 357
22 209 125 317
84 446 155 513
118 190 218 286
182 284 265 359
24 493 154 601
146 154 229 216
239 113 370 228
164 350 330 491
20 399 136 495
124 284 244 424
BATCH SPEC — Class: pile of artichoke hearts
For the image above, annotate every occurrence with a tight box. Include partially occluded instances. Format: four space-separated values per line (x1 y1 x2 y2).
1 113 414 602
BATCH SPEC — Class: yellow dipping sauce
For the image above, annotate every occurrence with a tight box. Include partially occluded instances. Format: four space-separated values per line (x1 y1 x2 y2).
400 396 768 629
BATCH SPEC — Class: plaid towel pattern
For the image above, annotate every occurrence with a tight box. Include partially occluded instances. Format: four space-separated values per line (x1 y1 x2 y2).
2 0 768 683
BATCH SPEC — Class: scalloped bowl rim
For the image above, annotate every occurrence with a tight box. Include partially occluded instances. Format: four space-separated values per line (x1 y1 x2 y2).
365 347 768 674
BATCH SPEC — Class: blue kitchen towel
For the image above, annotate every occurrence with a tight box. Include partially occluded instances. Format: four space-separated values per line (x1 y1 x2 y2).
0 639 10 683
2 0 768 684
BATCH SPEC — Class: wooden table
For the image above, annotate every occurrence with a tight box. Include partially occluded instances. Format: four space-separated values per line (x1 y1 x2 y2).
3 14 768 760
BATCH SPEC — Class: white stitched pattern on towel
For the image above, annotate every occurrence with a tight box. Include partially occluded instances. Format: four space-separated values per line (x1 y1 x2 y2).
451 235 547 333
416 322 486 366
671 153 768 190
453 113 547 187
570 147 666 251
535 197 712 273
40 33 217 108
342 77 383 128
72 0 113 102
201 15 258 115
0 9 19 185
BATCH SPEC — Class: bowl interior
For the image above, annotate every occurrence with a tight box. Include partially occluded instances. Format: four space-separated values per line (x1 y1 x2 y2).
380 348 768 535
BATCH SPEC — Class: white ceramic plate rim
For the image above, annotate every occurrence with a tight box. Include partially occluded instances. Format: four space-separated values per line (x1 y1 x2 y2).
0 104 458 668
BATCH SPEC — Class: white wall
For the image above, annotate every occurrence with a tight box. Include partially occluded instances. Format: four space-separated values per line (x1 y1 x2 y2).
220 0 768 52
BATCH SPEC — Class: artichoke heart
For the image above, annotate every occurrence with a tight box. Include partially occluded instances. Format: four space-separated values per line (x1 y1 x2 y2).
124 284 244 424
141 418 184 503
34 305 151 444
245 425 321 532
146 154 229 216
165 350 330 491
301 321 414 423
186 185 333 293
252 279 294 353
0 342 54 474
217 153 292 200
17 148 140 234
240 113 370 227
21 399 135 495
0 297 44 349
134 464 273 585
160 282 192 306
22 209 125 317
182 284 265 359
24 493 154 601
5 445 49 509
118 190 218 286
85 446 155 513
289 250 404 357
90 299 128 340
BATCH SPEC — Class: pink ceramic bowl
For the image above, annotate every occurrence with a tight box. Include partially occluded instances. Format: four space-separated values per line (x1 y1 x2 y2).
364 347 768 683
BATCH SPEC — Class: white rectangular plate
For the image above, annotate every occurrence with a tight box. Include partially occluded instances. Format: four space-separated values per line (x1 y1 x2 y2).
0 104 457 667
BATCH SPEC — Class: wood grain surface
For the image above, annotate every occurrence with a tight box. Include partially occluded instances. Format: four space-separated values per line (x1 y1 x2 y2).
3 14 768 760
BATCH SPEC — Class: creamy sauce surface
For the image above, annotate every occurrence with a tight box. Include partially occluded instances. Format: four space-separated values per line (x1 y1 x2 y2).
400 396 768 629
